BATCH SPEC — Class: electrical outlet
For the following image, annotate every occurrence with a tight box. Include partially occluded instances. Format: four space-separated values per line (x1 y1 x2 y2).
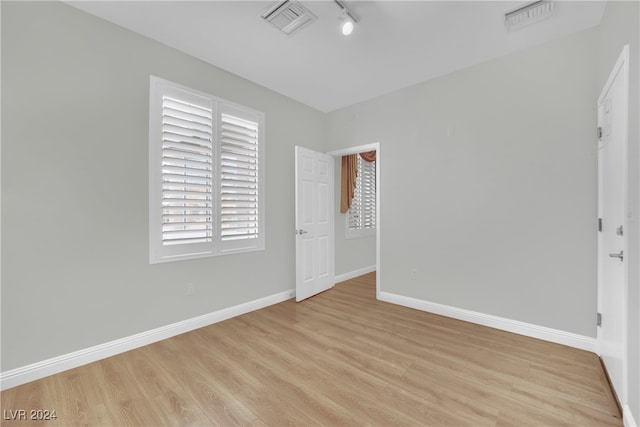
186 283 195 296
411 269 417 280
446 126 456 137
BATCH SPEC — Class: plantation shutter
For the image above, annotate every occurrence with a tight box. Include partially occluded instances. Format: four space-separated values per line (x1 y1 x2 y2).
150 76 265 263
161 96 214 246
220 112 260 242
349 156 376 231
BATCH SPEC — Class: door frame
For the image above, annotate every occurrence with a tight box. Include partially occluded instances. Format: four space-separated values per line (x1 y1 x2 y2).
327 142 381 299
596 44 629 405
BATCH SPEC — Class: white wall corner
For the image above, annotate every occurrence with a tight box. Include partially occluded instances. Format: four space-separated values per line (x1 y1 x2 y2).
624 405 639 427
335 265 376 284
0 289 295 391
377 291 597 352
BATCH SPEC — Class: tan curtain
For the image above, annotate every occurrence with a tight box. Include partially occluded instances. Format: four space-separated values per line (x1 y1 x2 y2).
359 150 376 162
340 154 358 213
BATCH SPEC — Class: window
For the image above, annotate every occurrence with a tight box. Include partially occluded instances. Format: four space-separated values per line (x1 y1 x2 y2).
149 76 265 263
347 155 376 238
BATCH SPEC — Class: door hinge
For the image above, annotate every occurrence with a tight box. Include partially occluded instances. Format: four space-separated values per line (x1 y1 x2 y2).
597 127 603 139
616 225 623 236
598 218 602 232
597 312 602 327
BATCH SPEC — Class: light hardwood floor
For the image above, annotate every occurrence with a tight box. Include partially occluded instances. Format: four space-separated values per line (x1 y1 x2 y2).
1 273 621 426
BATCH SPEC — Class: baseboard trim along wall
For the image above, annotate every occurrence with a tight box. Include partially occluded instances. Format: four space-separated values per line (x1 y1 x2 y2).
0 289 295 391
624 405 639 427
378 291 597 353
334 265 376 284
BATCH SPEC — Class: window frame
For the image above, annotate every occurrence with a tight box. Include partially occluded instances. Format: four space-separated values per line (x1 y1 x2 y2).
149 76 265 264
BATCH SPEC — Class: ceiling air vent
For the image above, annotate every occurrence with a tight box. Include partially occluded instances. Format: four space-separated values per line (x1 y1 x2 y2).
260 1 317 36
505 1 555 32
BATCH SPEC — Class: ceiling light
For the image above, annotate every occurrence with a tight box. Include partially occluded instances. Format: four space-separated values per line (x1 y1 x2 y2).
341 15 354 36
335 0 357 36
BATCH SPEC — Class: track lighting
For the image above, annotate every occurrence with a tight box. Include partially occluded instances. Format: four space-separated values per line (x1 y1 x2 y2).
335 0 357 36
341 13 354 36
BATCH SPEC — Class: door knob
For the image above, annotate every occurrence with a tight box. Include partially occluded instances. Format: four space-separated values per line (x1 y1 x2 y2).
296 229 308 235
609 251 624 261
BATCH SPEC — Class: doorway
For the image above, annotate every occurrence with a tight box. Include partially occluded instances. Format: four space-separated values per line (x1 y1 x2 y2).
327 142 381 298
294 143 381 302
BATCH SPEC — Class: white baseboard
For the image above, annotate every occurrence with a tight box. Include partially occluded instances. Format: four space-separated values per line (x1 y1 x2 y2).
335 265 376 284
624 405 639 427
0 289 295 391
378 291 597 352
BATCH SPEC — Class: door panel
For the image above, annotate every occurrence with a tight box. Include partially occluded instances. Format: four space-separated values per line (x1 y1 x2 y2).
303 238 314 282
295 146 335 302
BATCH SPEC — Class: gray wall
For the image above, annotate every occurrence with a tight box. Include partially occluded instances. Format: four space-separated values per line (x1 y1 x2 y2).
597 1 639 421
1 1 326 371
327 27 600 337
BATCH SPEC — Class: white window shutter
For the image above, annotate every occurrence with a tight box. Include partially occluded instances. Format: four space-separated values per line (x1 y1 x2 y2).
161 96 214 246
359 156 376 229
348 156 376 237
149 76 265 263
220 113 260 242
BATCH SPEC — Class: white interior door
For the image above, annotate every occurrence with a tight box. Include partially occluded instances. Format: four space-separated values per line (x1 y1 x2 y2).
597 45 629 405
295 146 334 302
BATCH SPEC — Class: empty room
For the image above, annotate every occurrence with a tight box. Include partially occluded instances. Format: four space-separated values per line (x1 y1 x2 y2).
1 0 639 426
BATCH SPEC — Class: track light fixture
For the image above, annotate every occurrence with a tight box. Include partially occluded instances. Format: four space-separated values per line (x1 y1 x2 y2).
341 12 354 35
335 0 357 36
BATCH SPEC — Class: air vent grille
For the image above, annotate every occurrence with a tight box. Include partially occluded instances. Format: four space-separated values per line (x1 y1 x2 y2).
260 1 317 36
505 1 555 31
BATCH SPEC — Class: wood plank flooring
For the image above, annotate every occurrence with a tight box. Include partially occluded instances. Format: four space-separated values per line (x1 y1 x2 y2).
1 273 622 426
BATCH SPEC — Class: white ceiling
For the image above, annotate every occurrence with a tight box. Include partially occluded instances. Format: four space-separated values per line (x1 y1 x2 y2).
66 1 606 112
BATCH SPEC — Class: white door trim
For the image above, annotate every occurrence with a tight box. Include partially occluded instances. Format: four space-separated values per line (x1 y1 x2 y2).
327 142 381 299
596 44 629 406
